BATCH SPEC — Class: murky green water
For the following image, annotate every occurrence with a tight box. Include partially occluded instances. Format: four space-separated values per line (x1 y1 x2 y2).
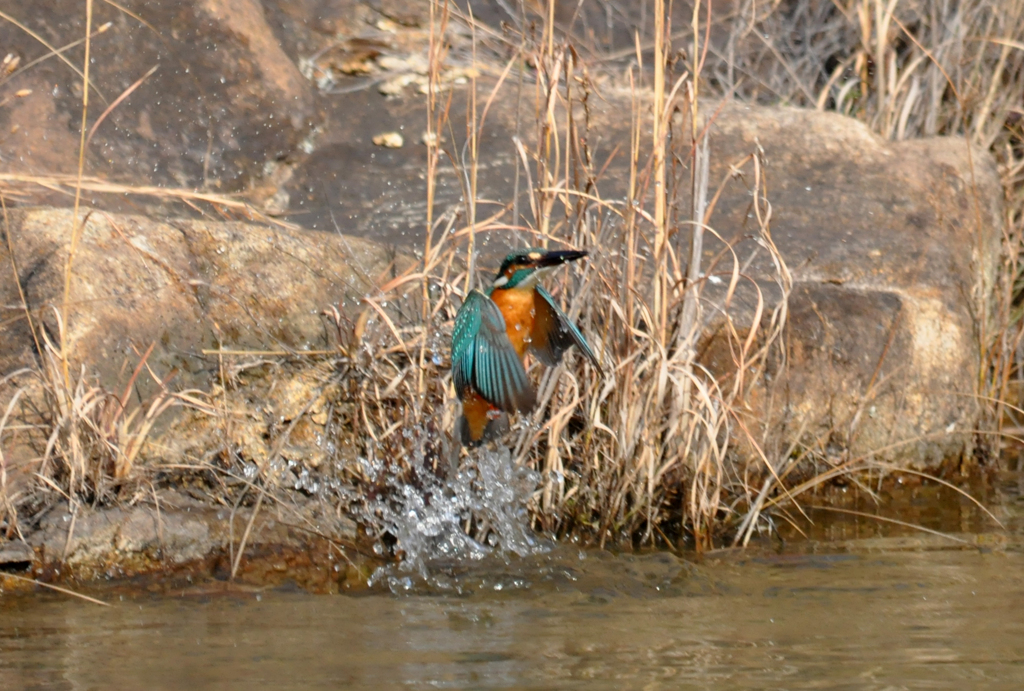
3 542 1024 690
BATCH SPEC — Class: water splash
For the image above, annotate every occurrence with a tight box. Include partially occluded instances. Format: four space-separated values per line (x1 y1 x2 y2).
361 437 547 592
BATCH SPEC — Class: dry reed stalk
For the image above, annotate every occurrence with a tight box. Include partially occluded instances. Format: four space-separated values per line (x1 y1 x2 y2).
420 0 451 403
0 386 26 537
0 173 299 230
0 571 111 606
652 0 668 344
61 0 95 393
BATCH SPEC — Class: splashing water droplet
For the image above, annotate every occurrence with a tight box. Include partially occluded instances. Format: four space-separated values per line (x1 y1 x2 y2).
358 431 545 592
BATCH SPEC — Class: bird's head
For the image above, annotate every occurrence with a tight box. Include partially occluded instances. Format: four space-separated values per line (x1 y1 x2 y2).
491 248 588 290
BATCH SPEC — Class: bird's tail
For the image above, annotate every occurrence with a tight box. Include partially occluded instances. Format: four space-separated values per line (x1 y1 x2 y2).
456 411 509 448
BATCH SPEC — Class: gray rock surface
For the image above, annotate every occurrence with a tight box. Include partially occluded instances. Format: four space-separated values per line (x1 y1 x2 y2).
27 492 357 568
0 540 35 565
695 104 1001 466
30 505 214 566
0 0 317 195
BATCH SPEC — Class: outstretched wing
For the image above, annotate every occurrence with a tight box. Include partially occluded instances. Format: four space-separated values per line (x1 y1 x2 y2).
530 285 602 371
451 290 535 413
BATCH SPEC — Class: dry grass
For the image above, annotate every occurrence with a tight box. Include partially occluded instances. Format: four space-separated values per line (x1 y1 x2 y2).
294 0 788 548
1 0 1022 553
275 4 704 549
0 304 212 537
328 0 1020 548
333 0 1021 547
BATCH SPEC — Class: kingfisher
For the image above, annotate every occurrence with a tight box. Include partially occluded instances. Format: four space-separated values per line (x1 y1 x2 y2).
451 248 601 447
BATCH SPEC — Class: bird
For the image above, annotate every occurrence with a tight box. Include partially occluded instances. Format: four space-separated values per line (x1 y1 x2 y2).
450 248 601 447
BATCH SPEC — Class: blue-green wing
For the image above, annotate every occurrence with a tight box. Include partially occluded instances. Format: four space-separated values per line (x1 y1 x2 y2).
530 286 602 371
451 290 535 413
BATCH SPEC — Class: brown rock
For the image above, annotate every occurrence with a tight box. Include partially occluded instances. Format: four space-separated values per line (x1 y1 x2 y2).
27 493 357 571
0 0 317 194
0 207 401 396
0 540 35 566
697 104 1001 467
113 507 212 564
29 505 213 566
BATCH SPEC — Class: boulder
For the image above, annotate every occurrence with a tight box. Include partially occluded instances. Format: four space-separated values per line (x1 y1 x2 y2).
0 207 401 395
26 490 358 578
699 104 1001 467
30 504 214 567
0 0 319 197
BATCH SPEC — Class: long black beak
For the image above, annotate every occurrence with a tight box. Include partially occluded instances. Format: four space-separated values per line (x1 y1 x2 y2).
537 249 588 268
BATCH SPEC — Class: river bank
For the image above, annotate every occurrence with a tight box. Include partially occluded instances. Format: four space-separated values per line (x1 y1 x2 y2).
1 0 1023 582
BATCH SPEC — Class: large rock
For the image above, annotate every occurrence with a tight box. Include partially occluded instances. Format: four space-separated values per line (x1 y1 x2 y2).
0 207 400 395
697 104 1001 467
0 0 319 196
23 490 359 586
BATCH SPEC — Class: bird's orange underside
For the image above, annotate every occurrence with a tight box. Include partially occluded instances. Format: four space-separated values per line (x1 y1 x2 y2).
460 389 496 442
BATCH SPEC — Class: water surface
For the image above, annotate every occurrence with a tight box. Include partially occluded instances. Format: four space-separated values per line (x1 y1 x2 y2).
3 543 1023 690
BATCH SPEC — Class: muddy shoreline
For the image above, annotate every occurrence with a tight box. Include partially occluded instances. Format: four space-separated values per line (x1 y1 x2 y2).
1 488 374 595
0 466 1012 594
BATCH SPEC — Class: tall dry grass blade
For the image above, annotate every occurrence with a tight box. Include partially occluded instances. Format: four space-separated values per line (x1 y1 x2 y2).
1 572 111 606
0 389 25 494
809 505 972 545
61 0 96 393
84 64 158 148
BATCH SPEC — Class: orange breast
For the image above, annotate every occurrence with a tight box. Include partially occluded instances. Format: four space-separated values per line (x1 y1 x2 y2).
490 288 535 358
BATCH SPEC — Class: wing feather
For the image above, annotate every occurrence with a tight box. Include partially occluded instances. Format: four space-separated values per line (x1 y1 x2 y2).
451 290 535 412
530 286 602 371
